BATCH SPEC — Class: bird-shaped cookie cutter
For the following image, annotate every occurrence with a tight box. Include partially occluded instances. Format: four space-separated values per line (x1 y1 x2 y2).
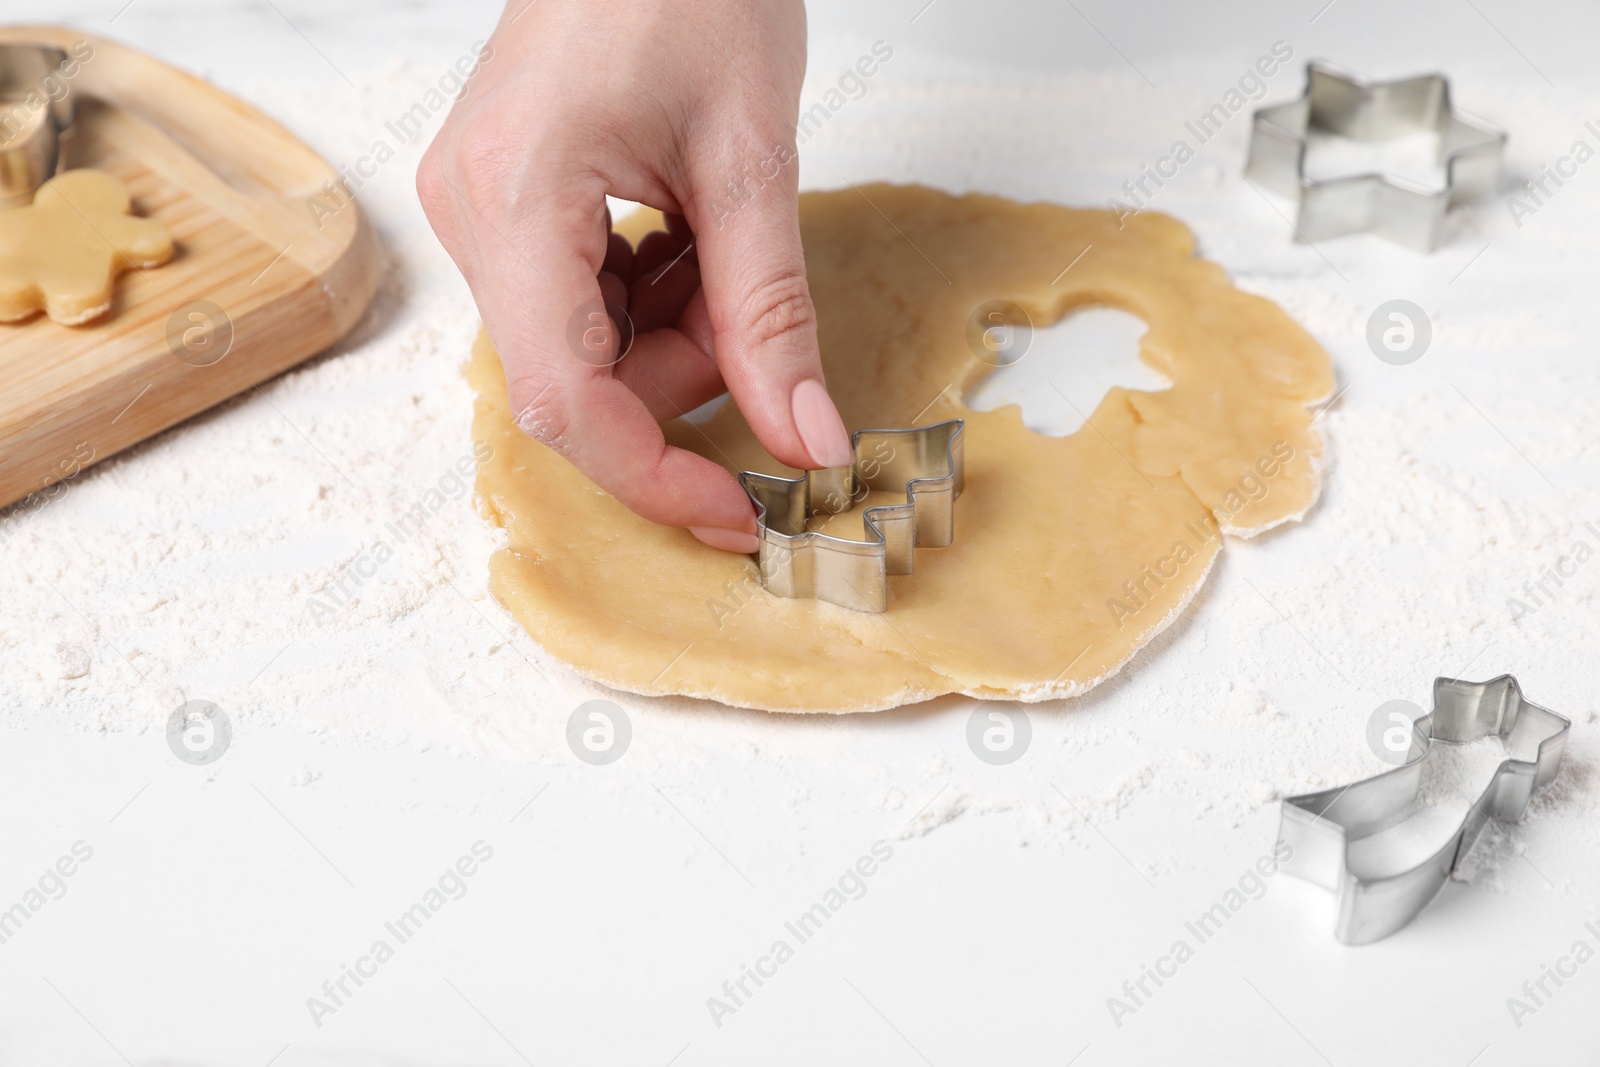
1244 60 1506 251
738 419 964 613
1276 675 1570 945
0 44 77 208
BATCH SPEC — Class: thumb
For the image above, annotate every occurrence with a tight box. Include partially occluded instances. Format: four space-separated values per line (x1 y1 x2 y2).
690 143 854 471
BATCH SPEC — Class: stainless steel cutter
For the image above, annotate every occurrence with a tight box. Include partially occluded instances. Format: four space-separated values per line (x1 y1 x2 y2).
1277 675 1570 945
1245 60 1505 251
0 44 76 207
738 419 964 613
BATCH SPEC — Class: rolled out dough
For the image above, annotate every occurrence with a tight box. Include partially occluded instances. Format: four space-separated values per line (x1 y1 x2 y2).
469 184 1332 713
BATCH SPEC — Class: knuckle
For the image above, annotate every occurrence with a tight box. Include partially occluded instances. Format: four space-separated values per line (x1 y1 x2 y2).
428 100 527 209
508 377 574 455
451 124 520 207
609 452 667 510
739 269 816 351
439 113 604 258
415 143 450 220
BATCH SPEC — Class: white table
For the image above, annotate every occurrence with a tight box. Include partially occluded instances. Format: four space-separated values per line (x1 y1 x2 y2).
3 1 1598 1063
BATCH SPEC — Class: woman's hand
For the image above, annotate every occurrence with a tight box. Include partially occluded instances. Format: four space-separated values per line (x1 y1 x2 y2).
418 0 852 553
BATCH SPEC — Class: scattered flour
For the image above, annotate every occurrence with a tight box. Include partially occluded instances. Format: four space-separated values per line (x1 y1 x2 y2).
0 52 1596 894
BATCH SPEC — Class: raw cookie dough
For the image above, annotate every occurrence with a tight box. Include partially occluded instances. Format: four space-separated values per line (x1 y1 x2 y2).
470 184 1333 713
0 169 173 325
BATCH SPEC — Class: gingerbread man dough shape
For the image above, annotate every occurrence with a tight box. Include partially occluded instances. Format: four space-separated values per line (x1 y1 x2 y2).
0 169 173 326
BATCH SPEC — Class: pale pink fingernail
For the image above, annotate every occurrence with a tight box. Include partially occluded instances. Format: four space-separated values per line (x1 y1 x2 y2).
790 379 854 468
690 526 760 554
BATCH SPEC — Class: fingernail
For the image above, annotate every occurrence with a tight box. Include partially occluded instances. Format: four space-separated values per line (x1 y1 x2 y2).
790 379 854 468
690 526 760 554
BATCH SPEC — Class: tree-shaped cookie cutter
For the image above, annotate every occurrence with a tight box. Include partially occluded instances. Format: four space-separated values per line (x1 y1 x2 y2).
0 44 76 207
1277 675 1570 945
738 419 964 613
1244 60 1506 251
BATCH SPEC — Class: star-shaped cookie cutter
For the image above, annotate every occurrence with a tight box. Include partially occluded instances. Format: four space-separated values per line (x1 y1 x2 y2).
0 44 77 208
1244 60 1506 251
738 419 964 613
1276 675 1570 945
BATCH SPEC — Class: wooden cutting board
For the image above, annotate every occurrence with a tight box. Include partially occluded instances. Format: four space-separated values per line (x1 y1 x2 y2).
0 26 381 510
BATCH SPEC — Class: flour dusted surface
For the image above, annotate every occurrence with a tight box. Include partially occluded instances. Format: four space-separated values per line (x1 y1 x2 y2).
1 55 1596 881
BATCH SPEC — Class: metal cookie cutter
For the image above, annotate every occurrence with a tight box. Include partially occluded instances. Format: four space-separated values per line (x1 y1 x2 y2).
1245 60 1506 251
1277 675 1570 945
0 44 77 207
738 419 964 613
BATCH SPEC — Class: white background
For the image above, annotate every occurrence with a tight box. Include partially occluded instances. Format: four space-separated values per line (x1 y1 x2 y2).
4 1 1600 1065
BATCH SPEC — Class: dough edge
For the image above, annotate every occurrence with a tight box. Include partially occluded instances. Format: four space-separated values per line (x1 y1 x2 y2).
470 189 1333 714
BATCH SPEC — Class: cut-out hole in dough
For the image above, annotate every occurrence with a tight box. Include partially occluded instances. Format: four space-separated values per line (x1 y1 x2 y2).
964 306 1167 436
